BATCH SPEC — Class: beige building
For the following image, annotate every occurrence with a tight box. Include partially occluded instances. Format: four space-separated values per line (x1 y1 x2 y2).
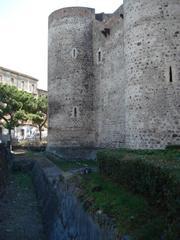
0 66 39 95
0 66 47 142
37 88 48 97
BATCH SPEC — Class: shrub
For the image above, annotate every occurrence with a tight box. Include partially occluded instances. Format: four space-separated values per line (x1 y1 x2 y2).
12 140 47 152
166 145 180 150
97 150 180 219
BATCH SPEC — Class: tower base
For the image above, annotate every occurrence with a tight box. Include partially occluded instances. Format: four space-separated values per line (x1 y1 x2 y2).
46 146 97 161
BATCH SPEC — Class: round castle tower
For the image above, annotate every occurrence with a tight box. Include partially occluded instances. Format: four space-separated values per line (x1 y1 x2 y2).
124 0 180 148
47 7 96 159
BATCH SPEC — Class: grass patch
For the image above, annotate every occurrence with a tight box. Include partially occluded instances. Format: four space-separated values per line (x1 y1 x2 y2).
50 158 97 171
97 149 180 206
98 148 180 166
79 173 179 240
25 151 37 158
96 148 180 239
14 172 33 190
47 148 180 238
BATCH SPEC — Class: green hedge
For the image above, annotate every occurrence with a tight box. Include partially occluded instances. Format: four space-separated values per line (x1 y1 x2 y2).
97 150 180 217
166 145 180 150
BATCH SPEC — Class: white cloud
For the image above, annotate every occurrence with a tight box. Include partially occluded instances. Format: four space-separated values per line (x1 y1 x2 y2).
0 0 123 90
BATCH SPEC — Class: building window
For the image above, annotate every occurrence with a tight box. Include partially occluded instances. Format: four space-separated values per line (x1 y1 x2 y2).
72 48 77 59
21 129 24 138
21 81 24 89
169 66 173 83
101 28 110 37
97 49 102 63
32 84 34 93
11 78 14 85
120 14 124 19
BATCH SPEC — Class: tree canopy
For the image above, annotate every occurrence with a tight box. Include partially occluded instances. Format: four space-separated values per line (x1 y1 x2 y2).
0 83 47 144
29 96 48 141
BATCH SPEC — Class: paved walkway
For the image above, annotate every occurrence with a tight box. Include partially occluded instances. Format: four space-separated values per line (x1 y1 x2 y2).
0 172 45 240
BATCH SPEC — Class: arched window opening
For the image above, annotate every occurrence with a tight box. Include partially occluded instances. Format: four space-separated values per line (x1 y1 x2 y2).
169 66 173 83
120 14 124 19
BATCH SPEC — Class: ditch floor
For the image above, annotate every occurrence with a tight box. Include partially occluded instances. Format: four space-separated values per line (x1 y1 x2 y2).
0 171 45 240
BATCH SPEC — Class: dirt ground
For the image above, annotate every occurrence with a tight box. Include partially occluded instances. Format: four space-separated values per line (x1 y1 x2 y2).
0 171 45 240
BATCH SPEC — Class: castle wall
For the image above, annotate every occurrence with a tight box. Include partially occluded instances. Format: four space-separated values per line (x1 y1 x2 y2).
124 0 180 148
93 15 126 148
48 7 96 155
48 1 180 157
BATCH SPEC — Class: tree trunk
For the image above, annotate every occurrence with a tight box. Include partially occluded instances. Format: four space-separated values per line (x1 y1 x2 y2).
8 128 12 151
39 126 42 142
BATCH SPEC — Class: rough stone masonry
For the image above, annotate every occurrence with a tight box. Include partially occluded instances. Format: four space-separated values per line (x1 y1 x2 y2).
47 0 180 159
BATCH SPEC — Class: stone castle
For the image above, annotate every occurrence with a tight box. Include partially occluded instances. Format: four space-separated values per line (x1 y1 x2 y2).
47 0 180 159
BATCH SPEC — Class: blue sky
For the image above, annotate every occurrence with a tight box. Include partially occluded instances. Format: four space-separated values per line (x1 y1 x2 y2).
0 0 123 90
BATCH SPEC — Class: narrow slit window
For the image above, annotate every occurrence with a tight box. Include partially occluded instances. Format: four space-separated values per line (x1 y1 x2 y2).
72 48 77 59
73 49 76 58
98 50 102 63
169 66 173 82
73 107 77 118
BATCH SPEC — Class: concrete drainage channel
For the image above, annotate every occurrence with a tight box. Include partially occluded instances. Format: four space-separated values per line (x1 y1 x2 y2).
32 158 118 240
10 154 118 240
0 153 45 240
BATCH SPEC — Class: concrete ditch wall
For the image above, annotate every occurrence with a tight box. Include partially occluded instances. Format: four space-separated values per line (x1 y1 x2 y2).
32 158 117 240
0 144 11 195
